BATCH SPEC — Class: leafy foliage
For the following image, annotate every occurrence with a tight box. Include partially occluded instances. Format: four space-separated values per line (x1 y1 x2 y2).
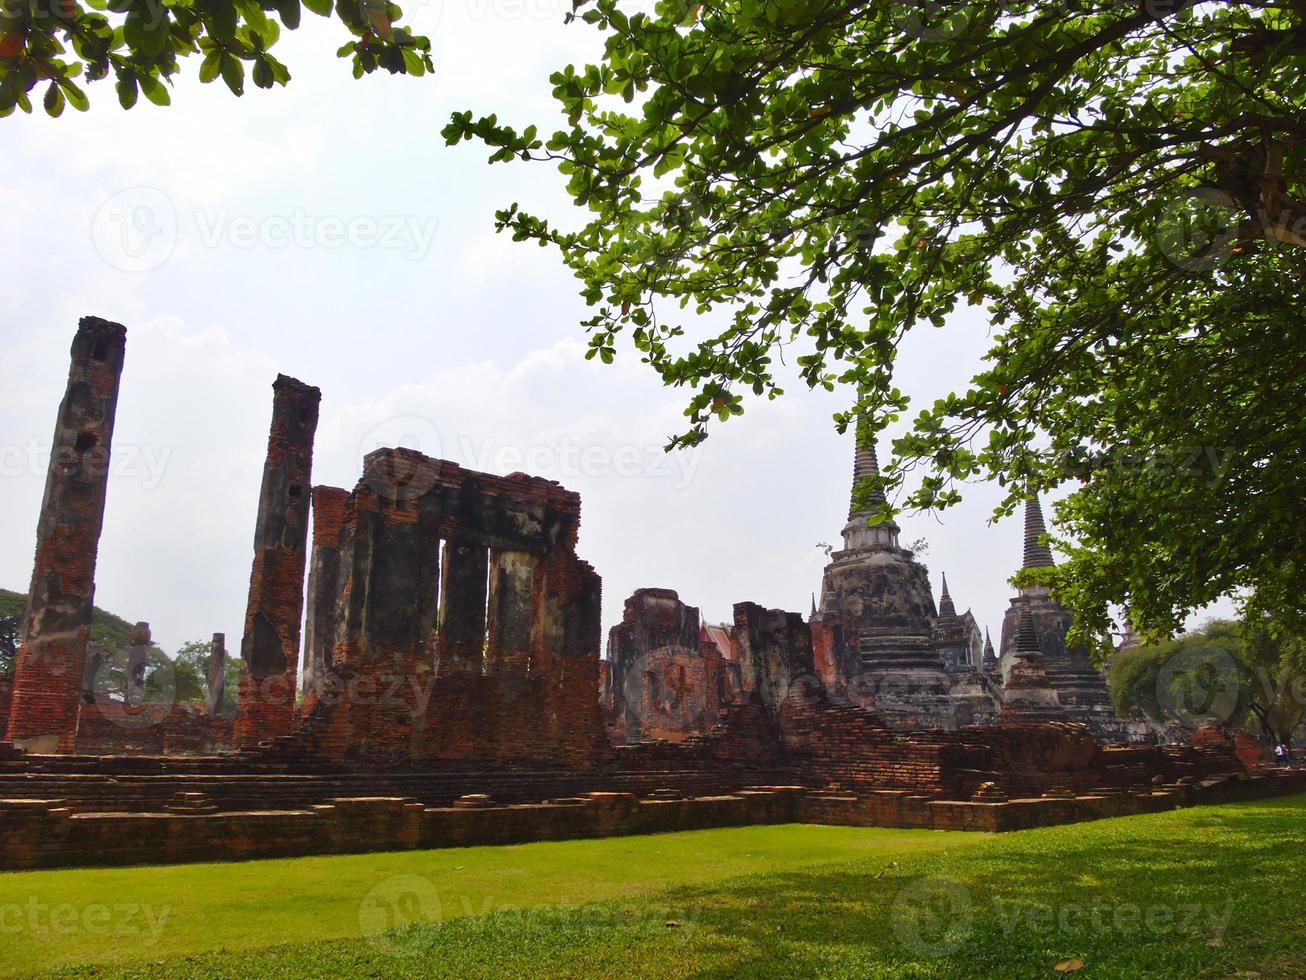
445 0 1306 648
0 614 17 676
1110 617 1306 743
173 636 238 711
0 587 137 653
0 0 431 117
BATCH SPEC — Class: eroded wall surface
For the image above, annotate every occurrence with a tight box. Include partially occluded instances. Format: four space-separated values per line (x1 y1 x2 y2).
293 449 608 767
5 317 126 754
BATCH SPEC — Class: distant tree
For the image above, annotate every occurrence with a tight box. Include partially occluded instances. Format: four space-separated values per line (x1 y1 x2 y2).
0 613 18 675
0 0 432 118
1240 615 1306 749
1110 617 1306 746
173 638 238 713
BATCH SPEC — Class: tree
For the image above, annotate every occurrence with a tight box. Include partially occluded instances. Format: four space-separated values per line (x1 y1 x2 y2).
0 0 431 118
446 0 1306 651
173 638 239 713
0 614 17 676
1110 618 1306 746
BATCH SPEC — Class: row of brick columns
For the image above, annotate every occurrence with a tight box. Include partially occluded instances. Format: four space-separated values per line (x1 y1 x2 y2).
1 316 322 754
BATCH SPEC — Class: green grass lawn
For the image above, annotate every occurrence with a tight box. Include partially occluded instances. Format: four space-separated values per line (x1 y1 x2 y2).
3 795 1303 978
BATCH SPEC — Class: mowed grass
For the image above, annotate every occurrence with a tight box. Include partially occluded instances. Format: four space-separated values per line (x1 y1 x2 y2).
0 823 970 976
3 795 1304 979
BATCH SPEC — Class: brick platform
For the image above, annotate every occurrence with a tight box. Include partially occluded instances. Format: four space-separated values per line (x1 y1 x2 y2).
2 769 1301 871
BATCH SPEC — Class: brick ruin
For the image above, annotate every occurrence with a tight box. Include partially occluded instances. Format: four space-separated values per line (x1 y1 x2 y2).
5 317 126 753
232 375 320 747
0 317 1288 871
287 448 607 768
607 437 1147 745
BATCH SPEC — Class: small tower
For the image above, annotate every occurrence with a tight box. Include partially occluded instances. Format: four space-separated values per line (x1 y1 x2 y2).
1000 607 1063 719
938 572 957 618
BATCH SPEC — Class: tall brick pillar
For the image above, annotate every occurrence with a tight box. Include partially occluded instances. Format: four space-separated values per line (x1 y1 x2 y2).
233 375 320 747
302 485 348 698
5 316 127 754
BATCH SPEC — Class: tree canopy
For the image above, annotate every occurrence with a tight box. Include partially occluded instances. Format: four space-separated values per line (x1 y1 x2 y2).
0 0 431 117
446 0 1305 650
1110 618 1306 746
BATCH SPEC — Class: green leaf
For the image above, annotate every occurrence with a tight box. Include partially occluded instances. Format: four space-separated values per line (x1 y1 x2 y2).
139 74 170 105
116 71 138 109
43 82 65 117
198 50 221 83
219 54 244 95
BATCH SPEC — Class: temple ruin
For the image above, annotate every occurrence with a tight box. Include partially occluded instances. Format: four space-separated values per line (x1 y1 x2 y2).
0 317 1291 872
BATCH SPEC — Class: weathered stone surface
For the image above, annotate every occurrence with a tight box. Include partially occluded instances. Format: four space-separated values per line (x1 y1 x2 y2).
290 450 608 768
234 375 321 747
5 317 126 753
125 622 150 708
205 633 227 717
302 486 347 698
605 589 730 742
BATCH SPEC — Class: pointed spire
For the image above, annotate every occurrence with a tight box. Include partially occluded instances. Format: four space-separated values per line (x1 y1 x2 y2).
1014 607 1043 656
849 436 887 519
1023 494 1055 569
842 423 899 551
810 593 818 619
983 628 996 661
938 572 956 618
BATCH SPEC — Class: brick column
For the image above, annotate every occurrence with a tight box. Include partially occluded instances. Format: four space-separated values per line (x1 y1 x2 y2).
205 633 226 717
439 540 489 675
233 375 320 747
5 316 126 754
302 485 348 698
486 549 536 673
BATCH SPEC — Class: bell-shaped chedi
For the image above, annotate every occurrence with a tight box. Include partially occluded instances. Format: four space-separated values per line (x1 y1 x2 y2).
998 493 1125 736
817 427 954 728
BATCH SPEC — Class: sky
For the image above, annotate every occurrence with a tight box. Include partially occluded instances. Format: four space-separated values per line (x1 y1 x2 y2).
0 4 1233 655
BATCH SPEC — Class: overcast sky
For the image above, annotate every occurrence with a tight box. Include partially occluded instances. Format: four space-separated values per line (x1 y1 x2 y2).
0 5 1232 655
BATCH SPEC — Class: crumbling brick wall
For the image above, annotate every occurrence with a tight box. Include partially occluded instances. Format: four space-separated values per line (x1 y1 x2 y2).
605 589 729 743
298 450 608 768
302 485 348 701
732 602 816 710
75 702 234 755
